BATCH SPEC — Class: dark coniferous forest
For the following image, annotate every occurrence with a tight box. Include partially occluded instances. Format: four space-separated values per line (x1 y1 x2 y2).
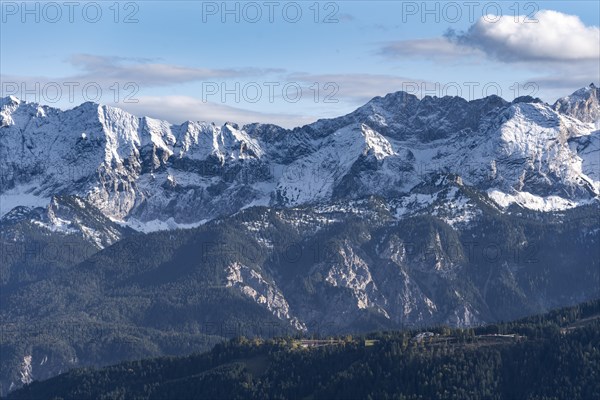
6 299 600 400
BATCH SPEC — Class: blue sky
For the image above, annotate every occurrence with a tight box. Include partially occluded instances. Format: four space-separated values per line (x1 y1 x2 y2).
1 1 599 127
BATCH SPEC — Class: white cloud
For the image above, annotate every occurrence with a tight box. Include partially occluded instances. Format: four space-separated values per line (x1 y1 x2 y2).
0 55 284 97
380 37 482 60
287 72 432 103
67 54 283 86
459 10 600 62
381 10 599 63
377 9 599 102
116 95 316 129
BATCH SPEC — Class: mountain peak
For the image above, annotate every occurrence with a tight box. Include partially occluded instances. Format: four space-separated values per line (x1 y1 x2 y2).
511 95 544 105
354 91 421 121
365 90 420 108
552 84 600 124
0 95 21 107
568 84 598 99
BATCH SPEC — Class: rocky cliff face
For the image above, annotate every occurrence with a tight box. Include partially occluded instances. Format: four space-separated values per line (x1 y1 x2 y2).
553 83 600 124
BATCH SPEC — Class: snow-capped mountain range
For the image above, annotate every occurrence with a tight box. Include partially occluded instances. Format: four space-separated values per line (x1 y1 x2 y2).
1 85 598 232
1 85 599 394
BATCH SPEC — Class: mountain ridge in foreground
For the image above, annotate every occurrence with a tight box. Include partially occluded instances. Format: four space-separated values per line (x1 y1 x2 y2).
6 299 600 400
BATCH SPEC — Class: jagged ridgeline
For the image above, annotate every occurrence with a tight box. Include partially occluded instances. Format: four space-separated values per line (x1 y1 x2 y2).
0 85 599 394
6 299 600 400
1 85 598 225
